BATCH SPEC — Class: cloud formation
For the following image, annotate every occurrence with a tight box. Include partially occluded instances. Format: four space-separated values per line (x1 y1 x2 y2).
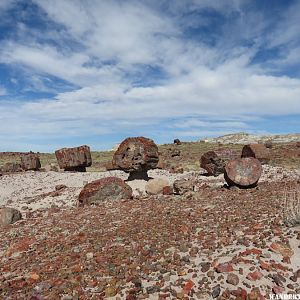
0 0 299 151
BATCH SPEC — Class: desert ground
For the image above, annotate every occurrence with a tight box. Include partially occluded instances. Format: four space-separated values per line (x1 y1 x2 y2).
0 135 300 299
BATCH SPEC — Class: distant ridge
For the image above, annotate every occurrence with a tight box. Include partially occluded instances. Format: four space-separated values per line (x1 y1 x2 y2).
202 132 300 144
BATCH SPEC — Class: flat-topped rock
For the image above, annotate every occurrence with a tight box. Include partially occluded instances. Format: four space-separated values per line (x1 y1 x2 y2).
20 153 41 171
55 145 92 172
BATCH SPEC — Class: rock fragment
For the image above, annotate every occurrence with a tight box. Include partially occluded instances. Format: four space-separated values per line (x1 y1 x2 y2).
55 145 92 172
226 273 239 286
200 149 240 176
173 179 194 195
0 207 22 226
224 157 262 188
20 153 41 171
78 177 132 206
241 143 270 164
174 139 181 145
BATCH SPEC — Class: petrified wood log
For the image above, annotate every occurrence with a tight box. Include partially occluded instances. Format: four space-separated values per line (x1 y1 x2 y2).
224 157 262 188
200 149 240 176
55 145 92 172
112 137 159 174
20 153 41 171
78 177 132 206
241 144 270 164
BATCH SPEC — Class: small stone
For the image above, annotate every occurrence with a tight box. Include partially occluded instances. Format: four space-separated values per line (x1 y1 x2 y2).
226 273 239 286
270 242 294 258
215 262 233 273
211 285 221 298
246 271 263 281
105 286 117 297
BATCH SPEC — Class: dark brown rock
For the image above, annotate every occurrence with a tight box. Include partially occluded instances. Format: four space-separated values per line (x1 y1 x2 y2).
55 145 92 172
224 157 262 188
112 137 159 173
200 149 240 176
241 144 270 164
0 207 22 226
174 139 181 145
78 177 132 206
20 153 41 171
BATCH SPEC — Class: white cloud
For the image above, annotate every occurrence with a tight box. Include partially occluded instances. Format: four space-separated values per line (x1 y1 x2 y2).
0 0 299 151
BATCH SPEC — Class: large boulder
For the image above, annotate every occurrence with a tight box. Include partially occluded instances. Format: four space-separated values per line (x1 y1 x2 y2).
0 162 23 173
20 153 41 171
55 145 92 172
78 177 132 206
145 178 170 195
0 207 22 226
200 149 240 176
241 144 270 164
112 137 159 173
224 157 262 188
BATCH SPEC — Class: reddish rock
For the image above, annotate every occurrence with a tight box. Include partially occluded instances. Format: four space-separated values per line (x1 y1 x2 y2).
20 153 41 171
246 271 263 281
162 186 173 195
224 157 262 188
55 145 92 172
272 286 285 294
200 149 240 176
0 207 22 227
241 144 270 164
269 242 294 258
78 177 132 206
112 137 159 173
215 262 234 273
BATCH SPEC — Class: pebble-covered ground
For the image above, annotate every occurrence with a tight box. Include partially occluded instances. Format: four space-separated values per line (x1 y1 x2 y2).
1 172 300 299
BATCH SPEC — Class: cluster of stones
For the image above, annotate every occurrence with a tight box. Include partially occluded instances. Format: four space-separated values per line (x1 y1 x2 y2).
200 143 270 188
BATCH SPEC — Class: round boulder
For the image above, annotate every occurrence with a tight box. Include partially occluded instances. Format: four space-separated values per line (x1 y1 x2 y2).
78 177 133 206
145 178 170 195
112 137 159 173
224 157 262 188
0 207 22 226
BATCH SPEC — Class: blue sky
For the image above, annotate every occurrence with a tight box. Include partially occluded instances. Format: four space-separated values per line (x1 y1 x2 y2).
0 0 299 152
